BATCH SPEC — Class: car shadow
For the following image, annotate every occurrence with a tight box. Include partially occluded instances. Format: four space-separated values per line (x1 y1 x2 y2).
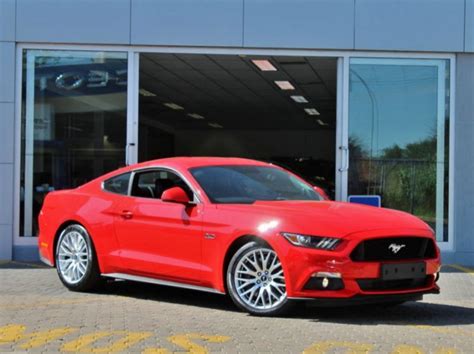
293 302 474 326
101 280 239 312
99 280 474 326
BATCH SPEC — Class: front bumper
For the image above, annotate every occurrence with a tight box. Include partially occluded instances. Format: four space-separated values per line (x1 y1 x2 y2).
285 255 440 299
276 230 441 300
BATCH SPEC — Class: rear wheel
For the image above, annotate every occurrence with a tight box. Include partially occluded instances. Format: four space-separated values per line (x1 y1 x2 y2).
227 242 293 316
55 224 103 291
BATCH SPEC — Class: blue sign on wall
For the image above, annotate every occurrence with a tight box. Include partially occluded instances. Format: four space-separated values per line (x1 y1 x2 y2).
348 195 381 207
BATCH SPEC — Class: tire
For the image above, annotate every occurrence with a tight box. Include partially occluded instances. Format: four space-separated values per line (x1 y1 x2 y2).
226 241 294 316
55 224 103 292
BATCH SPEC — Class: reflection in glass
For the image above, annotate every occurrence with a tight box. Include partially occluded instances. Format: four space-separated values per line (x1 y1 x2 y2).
348 58 450 241
21 50 127 236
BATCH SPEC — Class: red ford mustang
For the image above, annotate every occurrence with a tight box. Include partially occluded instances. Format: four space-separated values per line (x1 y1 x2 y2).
38 157 440 316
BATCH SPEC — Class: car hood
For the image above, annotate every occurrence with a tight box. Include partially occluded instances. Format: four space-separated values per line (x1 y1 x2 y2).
215 200 430 238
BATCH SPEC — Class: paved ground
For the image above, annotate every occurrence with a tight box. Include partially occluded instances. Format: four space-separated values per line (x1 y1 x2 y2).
0 263 472 353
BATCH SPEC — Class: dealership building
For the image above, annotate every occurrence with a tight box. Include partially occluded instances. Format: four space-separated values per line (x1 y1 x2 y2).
0 0 473 264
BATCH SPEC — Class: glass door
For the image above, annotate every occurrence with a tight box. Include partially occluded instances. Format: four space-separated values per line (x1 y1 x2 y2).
343 58 450 242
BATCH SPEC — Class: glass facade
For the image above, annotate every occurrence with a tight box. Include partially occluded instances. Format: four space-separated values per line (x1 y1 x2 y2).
348 58 450 241
20 50 127 236
17 50 452 245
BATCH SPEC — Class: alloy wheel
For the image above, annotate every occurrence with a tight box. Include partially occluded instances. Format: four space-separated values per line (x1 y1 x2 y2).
233 248 287 310
57 228 90 285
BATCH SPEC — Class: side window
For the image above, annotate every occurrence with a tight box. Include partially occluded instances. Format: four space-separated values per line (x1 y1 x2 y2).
103 173 131 195
131 170 194 200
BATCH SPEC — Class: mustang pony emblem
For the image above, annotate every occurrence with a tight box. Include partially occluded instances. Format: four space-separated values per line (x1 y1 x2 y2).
388 243 406 254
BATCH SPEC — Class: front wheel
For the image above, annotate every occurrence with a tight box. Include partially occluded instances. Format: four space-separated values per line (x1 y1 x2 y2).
55 224 103 291
227 242 293 316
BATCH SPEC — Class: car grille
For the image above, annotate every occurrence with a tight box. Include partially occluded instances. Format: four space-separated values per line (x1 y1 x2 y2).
350 237 436 262
357 276 431 291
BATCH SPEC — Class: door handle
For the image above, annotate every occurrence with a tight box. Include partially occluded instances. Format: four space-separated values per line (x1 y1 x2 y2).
121 210 133 219
338 146 349 172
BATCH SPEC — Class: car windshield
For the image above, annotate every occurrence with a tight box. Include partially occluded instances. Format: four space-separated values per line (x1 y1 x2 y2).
190 165 322 204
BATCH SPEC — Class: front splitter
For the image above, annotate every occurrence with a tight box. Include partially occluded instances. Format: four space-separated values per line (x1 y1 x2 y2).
290 288 440 307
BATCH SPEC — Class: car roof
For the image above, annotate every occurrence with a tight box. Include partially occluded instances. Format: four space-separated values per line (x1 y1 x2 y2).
81 157 276 192
132 156 272 170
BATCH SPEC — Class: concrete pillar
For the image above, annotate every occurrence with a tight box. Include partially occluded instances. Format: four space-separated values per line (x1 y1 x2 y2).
449 54 474 265
0 0 16 261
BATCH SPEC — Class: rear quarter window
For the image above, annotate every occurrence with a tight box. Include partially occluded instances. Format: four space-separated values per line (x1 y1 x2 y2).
103 172 131 195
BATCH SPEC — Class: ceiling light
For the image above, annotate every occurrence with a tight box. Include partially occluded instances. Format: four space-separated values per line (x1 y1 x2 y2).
274 81 295 90
291 95 308 103
139 88 156 97
304 108 321 116
163 102 184 110
187 113 205 120
317 119 328 126
208 122 223 128
251 59 277 71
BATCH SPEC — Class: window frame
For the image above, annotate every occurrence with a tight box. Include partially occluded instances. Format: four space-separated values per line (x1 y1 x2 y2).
347 58 451 243
128 167 201 204
101 172 133 196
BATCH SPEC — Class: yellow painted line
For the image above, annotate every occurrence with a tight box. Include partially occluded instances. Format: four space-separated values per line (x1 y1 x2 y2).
167 333 231 353
303 341 373 354
391 344 425 354
61 331 152 352
0 324 77 350
445 264 474 274
410 325 474 337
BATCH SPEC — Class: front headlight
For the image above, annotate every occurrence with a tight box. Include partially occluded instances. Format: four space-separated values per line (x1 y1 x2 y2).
281 232 341 250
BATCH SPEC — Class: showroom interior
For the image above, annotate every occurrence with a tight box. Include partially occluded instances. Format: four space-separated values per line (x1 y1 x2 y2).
137 53 338 194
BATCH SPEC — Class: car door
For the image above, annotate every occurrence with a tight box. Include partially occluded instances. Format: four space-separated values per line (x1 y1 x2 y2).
114 168 204 284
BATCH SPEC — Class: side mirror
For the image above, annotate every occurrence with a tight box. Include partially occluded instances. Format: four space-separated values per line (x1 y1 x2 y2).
313 186 330 201
161 187 192 204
